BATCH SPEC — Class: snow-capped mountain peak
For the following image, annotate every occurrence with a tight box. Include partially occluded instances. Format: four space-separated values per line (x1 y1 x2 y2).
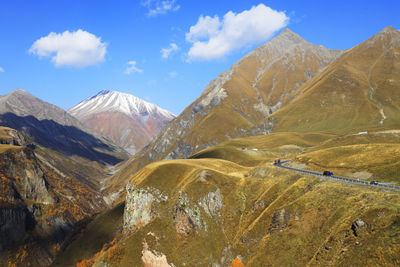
69 90 175 120
68 90 175 155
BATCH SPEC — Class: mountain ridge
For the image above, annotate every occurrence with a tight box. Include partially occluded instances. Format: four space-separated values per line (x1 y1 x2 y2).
270 26 400 132
102 28 344 202
0 89 127 164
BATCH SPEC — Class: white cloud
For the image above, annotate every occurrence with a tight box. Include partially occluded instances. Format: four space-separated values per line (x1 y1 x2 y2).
29 30 107 68
186 4 289 61
169 71 178 78
161 43 179 59
185 15 220 43
0 67 4 72
125 61 143 74
141 0 180 17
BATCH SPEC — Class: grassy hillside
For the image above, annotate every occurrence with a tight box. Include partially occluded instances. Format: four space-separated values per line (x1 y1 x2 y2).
296 132 400 185
58 132 400 266
272 27 400 133
101 29 341 203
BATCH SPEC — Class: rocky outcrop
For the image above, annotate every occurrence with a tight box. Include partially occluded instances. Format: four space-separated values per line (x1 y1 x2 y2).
198 188 223 218
351 219 367 237
123 183 168 232
175 192 204 233
0 147 54 204
0 127 31 146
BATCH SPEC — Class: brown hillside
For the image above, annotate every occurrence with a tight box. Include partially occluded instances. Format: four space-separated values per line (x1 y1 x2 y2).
272 26 400 132
103 29 342 202
64 132 400 266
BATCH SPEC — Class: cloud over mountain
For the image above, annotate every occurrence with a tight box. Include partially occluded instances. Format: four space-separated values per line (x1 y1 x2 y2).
186 4 289 61
29 29 107 68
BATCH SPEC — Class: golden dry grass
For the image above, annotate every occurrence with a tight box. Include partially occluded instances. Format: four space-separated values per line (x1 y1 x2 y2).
0 144 22 154
63 130 400 266
0 126 14 139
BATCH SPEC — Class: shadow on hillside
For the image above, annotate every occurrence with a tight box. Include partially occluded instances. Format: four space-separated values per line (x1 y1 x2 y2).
0 113 124 165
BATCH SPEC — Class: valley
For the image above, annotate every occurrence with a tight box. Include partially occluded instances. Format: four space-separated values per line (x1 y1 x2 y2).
53 131 400 266
1 18 400 267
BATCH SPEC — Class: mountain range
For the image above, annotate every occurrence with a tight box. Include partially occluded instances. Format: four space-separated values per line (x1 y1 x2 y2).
102 27 400 203
2 26 400 266
0 89 127 164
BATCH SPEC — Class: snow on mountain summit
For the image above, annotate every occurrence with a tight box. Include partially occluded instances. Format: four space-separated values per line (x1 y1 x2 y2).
68 90 175 155
69 90 175 120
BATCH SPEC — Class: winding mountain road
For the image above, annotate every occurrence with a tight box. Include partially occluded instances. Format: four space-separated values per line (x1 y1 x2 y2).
274 160 400 192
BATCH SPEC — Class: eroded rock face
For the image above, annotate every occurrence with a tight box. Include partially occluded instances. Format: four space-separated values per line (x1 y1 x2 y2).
175 192 204 233
0 148 54 204
175 208 196 235
199 188 223 218
123 183 168 232
1 128 31 146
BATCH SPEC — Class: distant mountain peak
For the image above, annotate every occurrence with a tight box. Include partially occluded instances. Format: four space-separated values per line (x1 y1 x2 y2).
70 90 174 119
381 26 399 33
245 28 340 63
365 25 400 48
88 90 111 100
68 90 175 155
273 28 306 43
373 26 400 38
13 88 27 93
10 88 32 97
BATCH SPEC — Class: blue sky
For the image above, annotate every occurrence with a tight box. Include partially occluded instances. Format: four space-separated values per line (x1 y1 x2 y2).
0 0 399 115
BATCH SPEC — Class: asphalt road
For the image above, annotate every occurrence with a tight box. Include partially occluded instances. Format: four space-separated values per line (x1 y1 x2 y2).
274 160 400 192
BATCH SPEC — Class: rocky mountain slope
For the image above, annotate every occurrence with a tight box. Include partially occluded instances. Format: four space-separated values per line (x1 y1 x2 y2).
103 28 343 200
0 89 127 165
271 26 400 132
0 127 107 266
56 132 400 266
68 90 175 155
104 27 400 203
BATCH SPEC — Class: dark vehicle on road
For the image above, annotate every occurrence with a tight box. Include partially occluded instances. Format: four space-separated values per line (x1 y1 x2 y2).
323 171 333 176
370 180 378 185
274 158 281 165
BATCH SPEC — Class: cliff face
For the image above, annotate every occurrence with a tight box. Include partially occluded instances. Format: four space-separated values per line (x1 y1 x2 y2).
0 147 54 204
0 127 107 266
